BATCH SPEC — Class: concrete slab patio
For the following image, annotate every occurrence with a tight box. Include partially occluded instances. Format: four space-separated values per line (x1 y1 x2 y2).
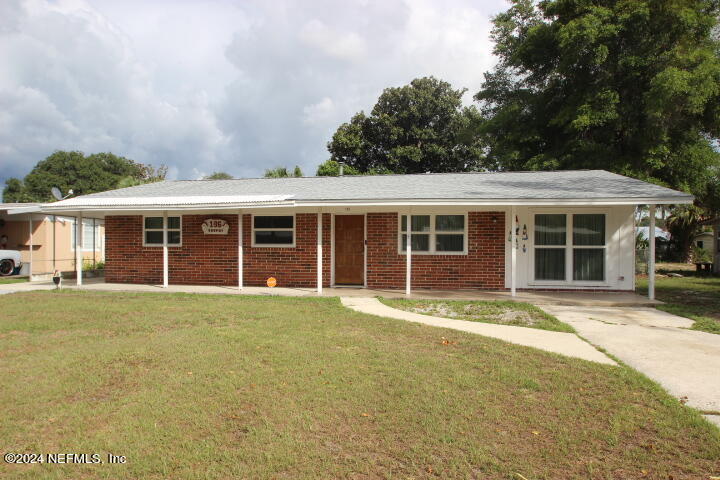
542 305 720 427
342 297 616 365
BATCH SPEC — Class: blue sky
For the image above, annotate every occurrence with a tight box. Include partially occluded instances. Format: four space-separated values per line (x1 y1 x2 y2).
0 0 506 185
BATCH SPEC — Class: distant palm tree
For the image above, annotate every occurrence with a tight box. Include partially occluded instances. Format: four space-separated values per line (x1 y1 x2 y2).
264 166 303 178
666 205 706 262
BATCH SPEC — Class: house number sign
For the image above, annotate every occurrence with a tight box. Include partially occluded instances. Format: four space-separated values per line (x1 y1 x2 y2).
201 219 229 235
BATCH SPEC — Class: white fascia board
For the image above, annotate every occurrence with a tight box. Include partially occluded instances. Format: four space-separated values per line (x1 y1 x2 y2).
34 195 694 214
294 196 694 207
6 205 43 215
46 194 293 208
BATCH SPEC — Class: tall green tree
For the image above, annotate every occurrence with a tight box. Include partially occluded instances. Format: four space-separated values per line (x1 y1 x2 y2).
475 0 720 260
318 76 486 175
264 166 303 178
476 0 720 190
2 151 166 202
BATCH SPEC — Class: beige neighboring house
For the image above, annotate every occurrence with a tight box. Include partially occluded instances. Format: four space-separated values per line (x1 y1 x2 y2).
695 230 718 264
0 203 104 278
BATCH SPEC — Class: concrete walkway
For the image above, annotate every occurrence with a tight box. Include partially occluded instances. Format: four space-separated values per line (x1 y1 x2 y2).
0 278 658 306
341 297 615 365
542 305 720 427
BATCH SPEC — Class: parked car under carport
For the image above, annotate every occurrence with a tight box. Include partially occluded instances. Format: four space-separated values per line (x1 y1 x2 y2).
0 249 22 276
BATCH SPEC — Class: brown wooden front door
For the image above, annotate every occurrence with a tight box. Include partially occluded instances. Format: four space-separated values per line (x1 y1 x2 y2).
334 215 364 285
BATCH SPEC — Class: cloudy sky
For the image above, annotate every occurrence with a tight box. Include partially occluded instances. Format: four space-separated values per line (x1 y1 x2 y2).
0 0 506 185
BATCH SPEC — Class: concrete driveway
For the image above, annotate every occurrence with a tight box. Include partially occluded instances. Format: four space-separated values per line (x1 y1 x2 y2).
541 305 720 427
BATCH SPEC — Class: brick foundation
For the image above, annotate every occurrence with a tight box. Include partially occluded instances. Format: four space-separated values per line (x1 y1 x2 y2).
105 211 506 289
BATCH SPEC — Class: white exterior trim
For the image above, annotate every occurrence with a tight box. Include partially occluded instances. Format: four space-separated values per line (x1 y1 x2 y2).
504 205 635 291
397 212 469 255
238 211 243 290
250 213 296 248
143 215 182 247
75 213 82 286
527 209 609 287
317 212 322 294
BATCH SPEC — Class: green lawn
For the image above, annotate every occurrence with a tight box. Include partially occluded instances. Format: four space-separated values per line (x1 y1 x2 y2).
380 298 575 333
1 291 718 479
0 277 28 284
637 271 720 334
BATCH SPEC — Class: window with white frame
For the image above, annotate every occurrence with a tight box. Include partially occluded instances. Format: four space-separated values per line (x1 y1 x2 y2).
144 216 181 246
71 219 104 251
399 214 466 254
252 215 294 246
534 213 605 282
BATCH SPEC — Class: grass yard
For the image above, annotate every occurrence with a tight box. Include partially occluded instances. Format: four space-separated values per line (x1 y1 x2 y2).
0 277 29 284
1 291 718 479
637 268 720 334
380 298 574 333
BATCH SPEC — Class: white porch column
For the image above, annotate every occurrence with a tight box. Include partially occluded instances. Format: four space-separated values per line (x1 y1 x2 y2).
510 206 517 297
162 211 168 288
648 204 656 300
405 213 412 296
76 214 83 286
238 211 243 290
28 215 33 278
317 212 323 294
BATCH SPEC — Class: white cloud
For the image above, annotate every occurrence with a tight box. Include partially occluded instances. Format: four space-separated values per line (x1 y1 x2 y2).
302 97 336 126
0 0 505 186
299 20 367 61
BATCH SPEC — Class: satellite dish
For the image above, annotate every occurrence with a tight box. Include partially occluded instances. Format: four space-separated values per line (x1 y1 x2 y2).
51 187 63 201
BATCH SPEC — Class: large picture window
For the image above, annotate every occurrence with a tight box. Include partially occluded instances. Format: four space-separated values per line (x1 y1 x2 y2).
144 216 181 246
252 215 294 247
399 214 466 254
533 213 606 283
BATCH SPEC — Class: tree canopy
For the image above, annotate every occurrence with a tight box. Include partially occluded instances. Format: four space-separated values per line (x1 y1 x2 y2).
204 172 234 180
264 166 303 178
475 0 720 197
3 151 167 202
318 76 485 175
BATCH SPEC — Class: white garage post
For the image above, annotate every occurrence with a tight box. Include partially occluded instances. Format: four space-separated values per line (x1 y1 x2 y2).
510 206 517 297
405 212 412 296
76 214 83 286
238 211 243 290
648 204 656 300
317 212 323 295
162 211 168 288
28 215 33 278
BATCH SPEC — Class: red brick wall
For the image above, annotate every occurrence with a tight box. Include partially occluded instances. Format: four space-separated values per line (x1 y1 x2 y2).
366 212 505 290
105 216 164 285
242 213 331 288
105 213 332 288
105 211 504 289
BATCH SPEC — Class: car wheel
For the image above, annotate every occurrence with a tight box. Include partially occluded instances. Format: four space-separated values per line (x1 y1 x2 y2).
0 259 14 276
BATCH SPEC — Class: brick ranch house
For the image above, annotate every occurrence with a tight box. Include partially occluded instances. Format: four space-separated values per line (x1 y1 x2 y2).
29 170 692 298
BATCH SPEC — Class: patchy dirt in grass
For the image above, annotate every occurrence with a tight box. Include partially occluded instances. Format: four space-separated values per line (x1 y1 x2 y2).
401 302 539 327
